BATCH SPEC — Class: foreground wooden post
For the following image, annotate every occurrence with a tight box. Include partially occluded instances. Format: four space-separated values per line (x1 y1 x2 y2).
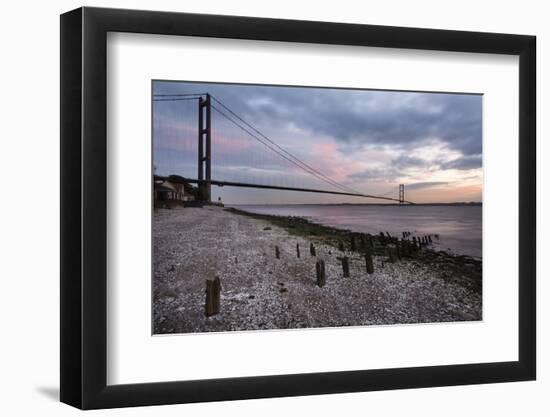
275 246 280 259
296 243 300 258
316 259 326 287
341 256 350 277
310 243 316 256
365 252 374 274
205 277 221 316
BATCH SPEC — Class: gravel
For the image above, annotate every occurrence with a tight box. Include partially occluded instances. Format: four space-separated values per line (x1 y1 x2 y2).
153 206 482 334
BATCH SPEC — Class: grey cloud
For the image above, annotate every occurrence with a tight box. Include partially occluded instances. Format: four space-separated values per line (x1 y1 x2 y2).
440 155 482 170
405 181 449 190
392 155 428 169
348 167 402 182
154 81 482 158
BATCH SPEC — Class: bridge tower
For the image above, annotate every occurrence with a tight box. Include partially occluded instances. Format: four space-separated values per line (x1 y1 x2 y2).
399 184 405 205
197 94 212 202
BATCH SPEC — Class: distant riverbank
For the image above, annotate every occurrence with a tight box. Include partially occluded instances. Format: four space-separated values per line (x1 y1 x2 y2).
153 206 482 334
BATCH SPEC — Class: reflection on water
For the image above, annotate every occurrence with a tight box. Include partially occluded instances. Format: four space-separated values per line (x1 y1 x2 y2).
231 204 482 259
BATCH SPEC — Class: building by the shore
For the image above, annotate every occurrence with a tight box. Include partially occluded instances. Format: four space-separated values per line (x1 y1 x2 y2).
154 175 195 207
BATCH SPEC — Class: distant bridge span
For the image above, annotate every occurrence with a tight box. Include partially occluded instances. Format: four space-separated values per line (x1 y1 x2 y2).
184 178 415 204
154 92 414 205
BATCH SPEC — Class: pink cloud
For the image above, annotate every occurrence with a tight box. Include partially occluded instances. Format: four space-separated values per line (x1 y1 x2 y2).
308 142 364 182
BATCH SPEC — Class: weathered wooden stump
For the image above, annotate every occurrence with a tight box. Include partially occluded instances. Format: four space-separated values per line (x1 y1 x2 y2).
275 246 280 259
402 240 409 258
310 243 316 256
341 256 350 277
365 252 374 274
205 277 221 316
316 259 326 287
412 236 418 249
296 243 301 258
401 239 411 258
338 241 345 252
396 242 402 261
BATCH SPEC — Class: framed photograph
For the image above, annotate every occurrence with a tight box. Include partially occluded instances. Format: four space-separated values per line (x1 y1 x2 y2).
60 7 536 409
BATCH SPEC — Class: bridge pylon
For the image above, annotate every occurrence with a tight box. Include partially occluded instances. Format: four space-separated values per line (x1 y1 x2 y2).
399 184 405 205
197 94 212 202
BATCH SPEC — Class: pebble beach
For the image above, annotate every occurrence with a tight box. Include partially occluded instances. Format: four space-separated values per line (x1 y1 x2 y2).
153 206 482 334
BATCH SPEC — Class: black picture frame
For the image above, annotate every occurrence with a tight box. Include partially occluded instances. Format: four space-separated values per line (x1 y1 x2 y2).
60 6 536 410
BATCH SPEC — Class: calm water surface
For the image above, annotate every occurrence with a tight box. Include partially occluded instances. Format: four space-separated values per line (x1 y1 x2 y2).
231 204 482 259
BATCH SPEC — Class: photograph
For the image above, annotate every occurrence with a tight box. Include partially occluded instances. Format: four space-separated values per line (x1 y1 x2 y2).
152 81 483 334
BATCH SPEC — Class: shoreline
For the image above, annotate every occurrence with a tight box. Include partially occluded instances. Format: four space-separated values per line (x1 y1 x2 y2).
226 206 482 289
153 206 482 334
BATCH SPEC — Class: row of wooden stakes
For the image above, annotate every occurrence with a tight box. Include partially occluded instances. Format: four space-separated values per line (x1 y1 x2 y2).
205 232 437 316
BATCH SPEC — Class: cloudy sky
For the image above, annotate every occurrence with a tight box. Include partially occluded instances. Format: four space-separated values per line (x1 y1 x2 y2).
153 81 482 204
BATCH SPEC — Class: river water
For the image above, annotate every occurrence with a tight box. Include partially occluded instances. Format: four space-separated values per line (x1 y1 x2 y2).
231 204 482 259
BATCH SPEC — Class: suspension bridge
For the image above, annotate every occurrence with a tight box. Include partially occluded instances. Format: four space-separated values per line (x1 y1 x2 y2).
153 93 414 205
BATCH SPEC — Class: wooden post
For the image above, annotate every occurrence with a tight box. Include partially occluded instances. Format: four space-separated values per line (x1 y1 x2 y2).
365 252 374 274
316 259 326 287
296 243 300 258
388 248 395 263
428 235 432 243
396 242 402 261
338 241 345 252
310 242 316 256
350 235 356 251
341 256 350 277
402 240 409 258
275 246 280 259
205 277 221 316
